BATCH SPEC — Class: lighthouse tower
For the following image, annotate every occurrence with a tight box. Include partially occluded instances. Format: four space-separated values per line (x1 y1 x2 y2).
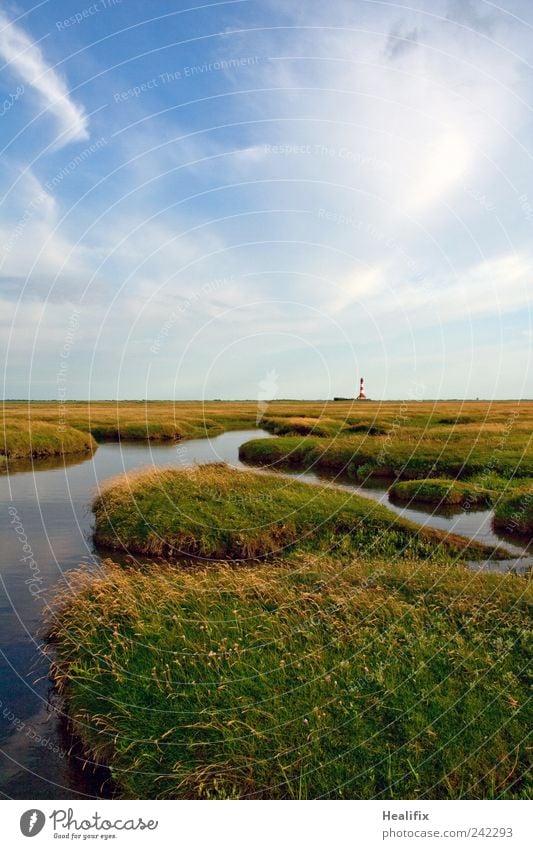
356 377 368 400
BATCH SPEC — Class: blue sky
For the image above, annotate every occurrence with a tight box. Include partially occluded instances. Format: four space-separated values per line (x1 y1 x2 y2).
0 0 532 399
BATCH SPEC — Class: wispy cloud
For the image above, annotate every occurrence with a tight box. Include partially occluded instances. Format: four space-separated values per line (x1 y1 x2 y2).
0 12 88 147
330 265 386 313
446 0 495 35
383 252 533 326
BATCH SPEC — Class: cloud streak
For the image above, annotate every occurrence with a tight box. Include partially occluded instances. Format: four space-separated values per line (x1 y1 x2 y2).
385 21 422 61
0 12 88 147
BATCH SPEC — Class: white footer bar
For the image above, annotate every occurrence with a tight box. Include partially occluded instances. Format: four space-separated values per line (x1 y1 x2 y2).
4 799 530 848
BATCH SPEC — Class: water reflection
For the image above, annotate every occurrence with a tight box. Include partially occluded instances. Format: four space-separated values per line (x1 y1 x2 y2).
0 430 271 799
239 461 532 573
1 449 96 477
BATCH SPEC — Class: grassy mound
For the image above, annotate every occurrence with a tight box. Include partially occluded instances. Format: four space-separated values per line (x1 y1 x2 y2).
390 479 496 508
92 464 503 562
1 421 96 460
47 555 533 799
261 416 339 437
239 433 533 481
261 416 388 438
239 435 396 476
86 417 243 442
493 490 533 536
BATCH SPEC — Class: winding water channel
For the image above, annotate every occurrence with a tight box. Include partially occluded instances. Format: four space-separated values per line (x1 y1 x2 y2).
1 429 530 799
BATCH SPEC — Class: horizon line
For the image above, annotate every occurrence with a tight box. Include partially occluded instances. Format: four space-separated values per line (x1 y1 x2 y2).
2 398 532 404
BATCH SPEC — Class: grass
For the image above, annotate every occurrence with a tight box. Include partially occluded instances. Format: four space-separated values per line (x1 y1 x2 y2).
2 400 266 442
47 554 533 799
389 479 497 508
17 399 528 798
92 464 504 562
1 401 262 458
493 490 533 536
239 429 533 481
241 400 533 482
1 421 96 461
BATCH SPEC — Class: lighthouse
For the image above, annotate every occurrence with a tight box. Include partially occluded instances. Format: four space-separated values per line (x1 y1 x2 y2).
356 377 369 400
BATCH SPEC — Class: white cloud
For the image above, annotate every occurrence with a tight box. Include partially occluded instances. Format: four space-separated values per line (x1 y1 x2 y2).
407 131 472 211
0 12 88 147
330 264 386 313
0 165 90 281
373 252 532 328
438 252 532 320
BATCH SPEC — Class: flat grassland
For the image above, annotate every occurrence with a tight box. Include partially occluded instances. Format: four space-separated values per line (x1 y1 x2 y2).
3 399 532 481
239 404 533 482
49 554 532 800
10 399 531 798
2 398 531 460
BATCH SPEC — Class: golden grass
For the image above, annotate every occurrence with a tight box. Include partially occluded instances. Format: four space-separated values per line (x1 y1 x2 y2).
1 420 96 460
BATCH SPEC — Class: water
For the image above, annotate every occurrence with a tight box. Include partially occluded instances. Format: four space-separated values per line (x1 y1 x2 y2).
0 430 270 799
0 428 529 799
266 468 533 575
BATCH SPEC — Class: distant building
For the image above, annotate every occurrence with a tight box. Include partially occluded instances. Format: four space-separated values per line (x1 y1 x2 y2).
333 377 371 401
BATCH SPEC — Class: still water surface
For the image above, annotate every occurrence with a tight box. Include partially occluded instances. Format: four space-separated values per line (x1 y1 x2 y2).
0 429 529 799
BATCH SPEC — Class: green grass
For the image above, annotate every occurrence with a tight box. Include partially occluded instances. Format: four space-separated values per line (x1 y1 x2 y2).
92 464 504 562
239 428 533 481
47 554 533 799
1 421 96 460
493 490 533 536
389 479 497 508
41 400 532 799
87 420 207 442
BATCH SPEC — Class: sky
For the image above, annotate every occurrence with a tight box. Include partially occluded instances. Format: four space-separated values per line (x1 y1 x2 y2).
0 0 532 400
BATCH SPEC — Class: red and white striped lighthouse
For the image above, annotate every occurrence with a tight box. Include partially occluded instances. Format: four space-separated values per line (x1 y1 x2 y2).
357 377 368 400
